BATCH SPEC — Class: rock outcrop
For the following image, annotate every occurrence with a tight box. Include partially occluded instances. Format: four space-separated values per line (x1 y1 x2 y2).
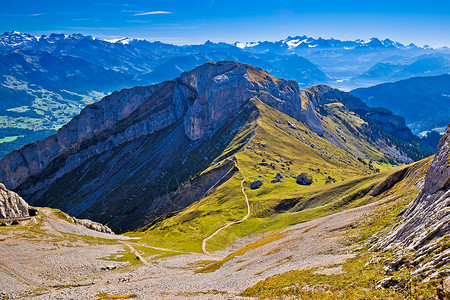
0 183 29 219
375 124 450 251
300 85 429 163
372 124 450 283
73 218 114 234
271 173 284 183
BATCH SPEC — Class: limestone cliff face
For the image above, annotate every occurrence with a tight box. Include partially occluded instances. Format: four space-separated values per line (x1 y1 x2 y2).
0 62 322 194
180 62 304 141
0 62 306 193
375 124 450 251
0 183 29 219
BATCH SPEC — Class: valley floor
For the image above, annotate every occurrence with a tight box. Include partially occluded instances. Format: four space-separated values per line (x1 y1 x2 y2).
1 197 398 299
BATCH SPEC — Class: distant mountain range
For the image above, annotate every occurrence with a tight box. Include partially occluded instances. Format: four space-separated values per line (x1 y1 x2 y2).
234 36 422 52
0 31 449 156
357 53 450 82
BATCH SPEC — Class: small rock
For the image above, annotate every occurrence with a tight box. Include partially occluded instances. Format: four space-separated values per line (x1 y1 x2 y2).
271 173 284 183
389 257 405 271
365 257 380 266
384 266 393 276
250 179 265 189
376 277 397 288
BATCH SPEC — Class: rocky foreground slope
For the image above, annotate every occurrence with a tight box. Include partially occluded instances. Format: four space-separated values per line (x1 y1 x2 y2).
371 125 450 285
376 124 450 250
0 61 431 231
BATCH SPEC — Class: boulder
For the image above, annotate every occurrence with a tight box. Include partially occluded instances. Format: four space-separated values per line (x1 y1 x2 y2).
250 179 265 189
297 173 313 185
271 173 284 183
0 183 30 219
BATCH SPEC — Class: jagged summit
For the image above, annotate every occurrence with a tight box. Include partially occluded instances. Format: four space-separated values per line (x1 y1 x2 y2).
0 31 426 52
234 35 420 51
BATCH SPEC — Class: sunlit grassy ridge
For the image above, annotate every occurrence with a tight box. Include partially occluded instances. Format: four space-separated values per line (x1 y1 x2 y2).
130 97 400 252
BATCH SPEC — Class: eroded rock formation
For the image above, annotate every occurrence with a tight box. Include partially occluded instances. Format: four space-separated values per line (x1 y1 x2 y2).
372 124 450 283
0 183 29 219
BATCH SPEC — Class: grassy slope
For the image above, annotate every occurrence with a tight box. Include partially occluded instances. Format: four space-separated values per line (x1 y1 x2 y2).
130 97 399 253
242 156 439 299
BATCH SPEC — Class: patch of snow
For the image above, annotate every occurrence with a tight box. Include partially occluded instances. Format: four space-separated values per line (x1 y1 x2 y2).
235 42 260 49
286 39 307 49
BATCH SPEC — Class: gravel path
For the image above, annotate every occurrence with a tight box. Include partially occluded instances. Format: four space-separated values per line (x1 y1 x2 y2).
202 163 251 255
0 199 388 299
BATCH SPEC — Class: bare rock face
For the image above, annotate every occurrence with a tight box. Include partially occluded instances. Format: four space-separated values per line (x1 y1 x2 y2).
0 62 304 193
0 183 29 219
371 125 450 284
375 124 450 251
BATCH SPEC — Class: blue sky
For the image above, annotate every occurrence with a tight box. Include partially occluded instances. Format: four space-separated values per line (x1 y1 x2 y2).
1 0 450 46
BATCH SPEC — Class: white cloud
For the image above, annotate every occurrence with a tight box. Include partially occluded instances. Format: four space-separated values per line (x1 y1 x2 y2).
133 11 172 16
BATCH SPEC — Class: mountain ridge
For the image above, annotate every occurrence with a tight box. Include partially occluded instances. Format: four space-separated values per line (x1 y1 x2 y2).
0 61 432 231
2 31 437 51
351 74 450 135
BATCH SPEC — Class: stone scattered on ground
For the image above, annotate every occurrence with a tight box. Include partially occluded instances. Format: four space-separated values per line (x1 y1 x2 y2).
73 218 114 234
271 173 284 183
376 277 398 288
297 173 313 185
437 276 450 299
250 179 265 189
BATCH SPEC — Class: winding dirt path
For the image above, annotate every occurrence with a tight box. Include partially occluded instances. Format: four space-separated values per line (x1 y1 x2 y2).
202 163 250 255
120 241 150 265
